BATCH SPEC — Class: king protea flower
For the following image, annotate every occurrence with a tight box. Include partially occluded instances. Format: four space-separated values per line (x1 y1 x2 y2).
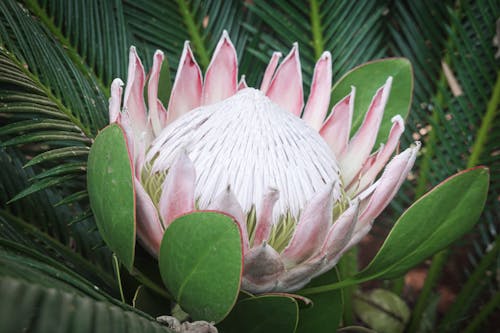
108 31 419 293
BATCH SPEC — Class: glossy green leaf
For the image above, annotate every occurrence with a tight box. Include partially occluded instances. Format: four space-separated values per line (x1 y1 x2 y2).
357 167 490 280
159 212 242 323
330 58 413 148
352 289 410 333
87 124 135 271
296 268 343 333
218 295 299 333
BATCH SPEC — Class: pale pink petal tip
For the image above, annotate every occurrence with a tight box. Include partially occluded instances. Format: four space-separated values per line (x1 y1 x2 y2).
109 78 124 123
266 43 303 116
357 142 420 233
148 50 166 137
281 183 335 266
158 152 196 227
340 78 393 186
167 41 203 123
260 52 282 93
123 46 148 132
202 31 238 105
302 50 332 130
208 187 249 254
253 188 280 247
320 86 355 156
238 75 248 90
349 114 406 194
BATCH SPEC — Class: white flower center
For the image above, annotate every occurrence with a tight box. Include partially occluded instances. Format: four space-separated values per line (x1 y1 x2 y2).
148 88 341 223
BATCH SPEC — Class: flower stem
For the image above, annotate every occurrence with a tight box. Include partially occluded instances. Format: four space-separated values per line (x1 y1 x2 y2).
466 70 500 169
406 250 448 333
176 0 210 69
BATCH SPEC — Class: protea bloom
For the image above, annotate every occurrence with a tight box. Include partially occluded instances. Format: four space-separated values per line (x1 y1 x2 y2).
109 31 419 293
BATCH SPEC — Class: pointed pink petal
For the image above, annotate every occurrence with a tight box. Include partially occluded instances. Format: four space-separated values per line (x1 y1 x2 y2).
242 243 284 293
238 75 248 90
281 183 336 265
348 143 420 247
340 77 393 186
266 44 304 116
135 179 164 256
167 42 203 123
156 100 168 128
208 187 249 254
109 79 124 124
302 51 332 130
260 52 282 93
123 46 148 133
202 31 238 105
319 202 359 262
148 50 168 137
319 87 355 157
116 112 135 163
253 189 279 247
158 152 196 227
349 115 405 194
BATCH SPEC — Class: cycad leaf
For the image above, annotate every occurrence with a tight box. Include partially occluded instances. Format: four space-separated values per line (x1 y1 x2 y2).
0 0 108 134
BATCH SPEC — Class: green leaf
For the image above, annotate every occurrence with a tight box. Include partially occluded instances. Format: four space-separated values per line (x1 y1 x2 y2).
218 295 299 333
296 268 343 333
87 124 135 271
330 58 413 148
356 167 490 280
159 212 242 323
352 289 410 333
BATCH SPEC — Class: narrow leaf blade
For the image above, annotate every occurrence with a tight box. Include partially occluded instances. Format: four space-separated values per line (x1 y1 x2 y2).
357 167 490 280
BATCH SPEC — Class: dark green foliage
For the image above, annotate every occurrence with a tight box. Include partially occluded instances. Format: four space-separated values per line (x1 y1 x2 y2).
0 0 498 331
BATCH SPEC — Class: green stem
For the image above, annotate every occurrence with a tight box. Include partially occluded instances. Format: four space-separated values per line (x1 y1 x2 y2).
406 250 448 333
176 0 210 69
438 236 500 332
112 255 126 303
309 0 324 59
462 292 500 333
338 249 359 325
466 70 500 168
24 0 109 98
298 277 365 296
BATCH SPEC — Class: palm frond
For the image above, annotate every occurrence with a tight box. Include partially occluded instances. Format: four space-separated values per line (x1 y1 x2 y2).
245 0 387 89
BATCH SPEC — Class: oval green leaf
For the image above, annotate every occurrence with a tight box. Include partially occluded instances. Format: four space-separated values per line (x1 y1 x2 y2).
218 295 299 333
331 58 413 148
87 124 135 271
296 268 343 333
159 212 243 323
356 167 489 280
